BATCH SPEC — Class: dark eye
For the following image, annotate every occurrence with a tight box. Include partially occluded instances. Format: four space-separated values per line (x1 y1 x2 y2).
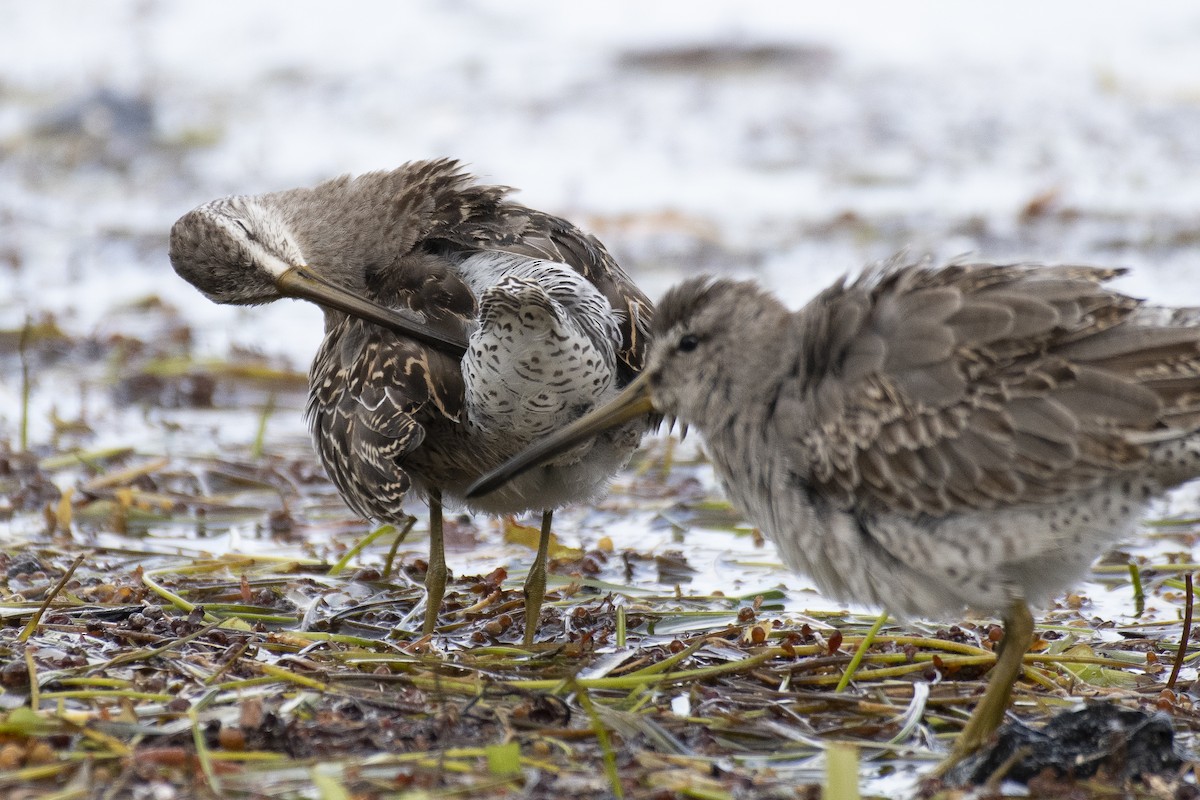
677 333 699 353
235 220 257 241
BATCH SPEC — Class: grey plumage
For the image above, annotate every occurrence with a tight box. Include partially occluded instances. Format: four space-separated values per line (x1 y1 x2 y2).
169 159 652 643
645 264 1200 617
468 257 1200 769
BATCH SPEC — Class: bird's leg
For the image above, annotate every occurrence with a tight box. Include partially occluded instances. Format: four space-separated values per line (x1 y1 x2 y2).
930 599 1034 778
382 515 418 579
522 509 553 647
422 489 447 636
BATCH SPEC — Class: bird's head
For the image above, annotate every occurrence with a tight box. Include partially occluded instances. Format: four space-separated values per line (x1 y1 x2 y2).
168 194 468 356
636 277 782 421
169 196 309 306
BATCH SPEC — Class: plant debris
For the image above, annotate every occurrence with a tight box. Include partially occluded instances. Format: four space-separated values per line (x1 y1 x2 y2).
1 385 1199 799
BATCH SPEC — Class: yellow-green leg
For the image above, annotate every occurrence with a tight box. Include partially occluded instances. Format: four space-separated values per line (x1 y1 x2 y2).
422 489 447 636
522 510 553 647
930 599 1034 778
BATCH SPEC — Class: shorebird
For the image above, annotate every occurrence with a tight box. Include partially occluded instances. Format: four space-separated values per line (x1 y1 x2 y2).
468 259 1200 770
169 159 652 644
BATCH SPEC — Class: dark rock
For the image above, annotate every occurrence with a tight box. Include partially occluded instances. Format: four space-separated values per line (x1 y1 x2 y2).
964 704 1181 786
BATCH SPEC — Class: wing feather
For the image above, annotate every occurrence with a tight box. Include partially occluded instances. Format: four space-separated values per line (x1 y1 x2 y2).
307 322 463 521
793 262 1200 515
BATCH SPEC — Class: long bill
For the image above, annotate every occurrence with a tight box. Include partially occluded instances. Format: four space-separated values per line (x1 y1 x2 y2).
277 266 468 358
466 371 657 499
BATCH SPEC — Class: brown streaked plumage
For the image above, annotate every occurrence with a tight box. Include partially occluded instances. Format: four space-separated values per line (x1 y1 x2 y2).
468 258 1200 773
169 159 652 644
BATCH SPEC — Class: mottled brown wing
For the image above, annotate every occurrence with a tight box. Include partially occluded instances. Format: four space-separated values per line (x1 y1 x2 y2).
414 163 652 382
791 262 1200 515
307 319 465 521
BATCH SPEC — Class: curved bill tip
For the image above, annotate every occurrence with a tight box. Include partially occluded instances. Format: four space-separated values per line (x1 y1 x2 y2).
277 266 468 357
466 374 657 499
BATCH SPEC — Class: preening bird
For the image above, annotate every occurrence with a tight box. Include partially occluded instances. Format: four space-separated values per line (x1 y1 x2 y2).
170 159 652 644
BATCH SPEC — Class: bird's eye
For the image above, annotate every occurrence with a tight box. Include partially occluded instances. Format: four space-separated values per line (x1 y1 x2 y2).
677 333 700 353
235 220 256 240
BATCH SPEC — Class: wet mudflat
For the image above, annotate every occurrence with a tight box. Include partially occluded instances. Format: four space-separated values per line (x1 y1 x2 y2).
1 315 1198 799
3 2 1200 797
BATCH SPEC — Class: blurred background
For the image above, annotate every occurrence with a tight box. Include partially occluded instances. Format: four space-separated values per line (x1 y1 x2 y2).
2 0 1200 544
